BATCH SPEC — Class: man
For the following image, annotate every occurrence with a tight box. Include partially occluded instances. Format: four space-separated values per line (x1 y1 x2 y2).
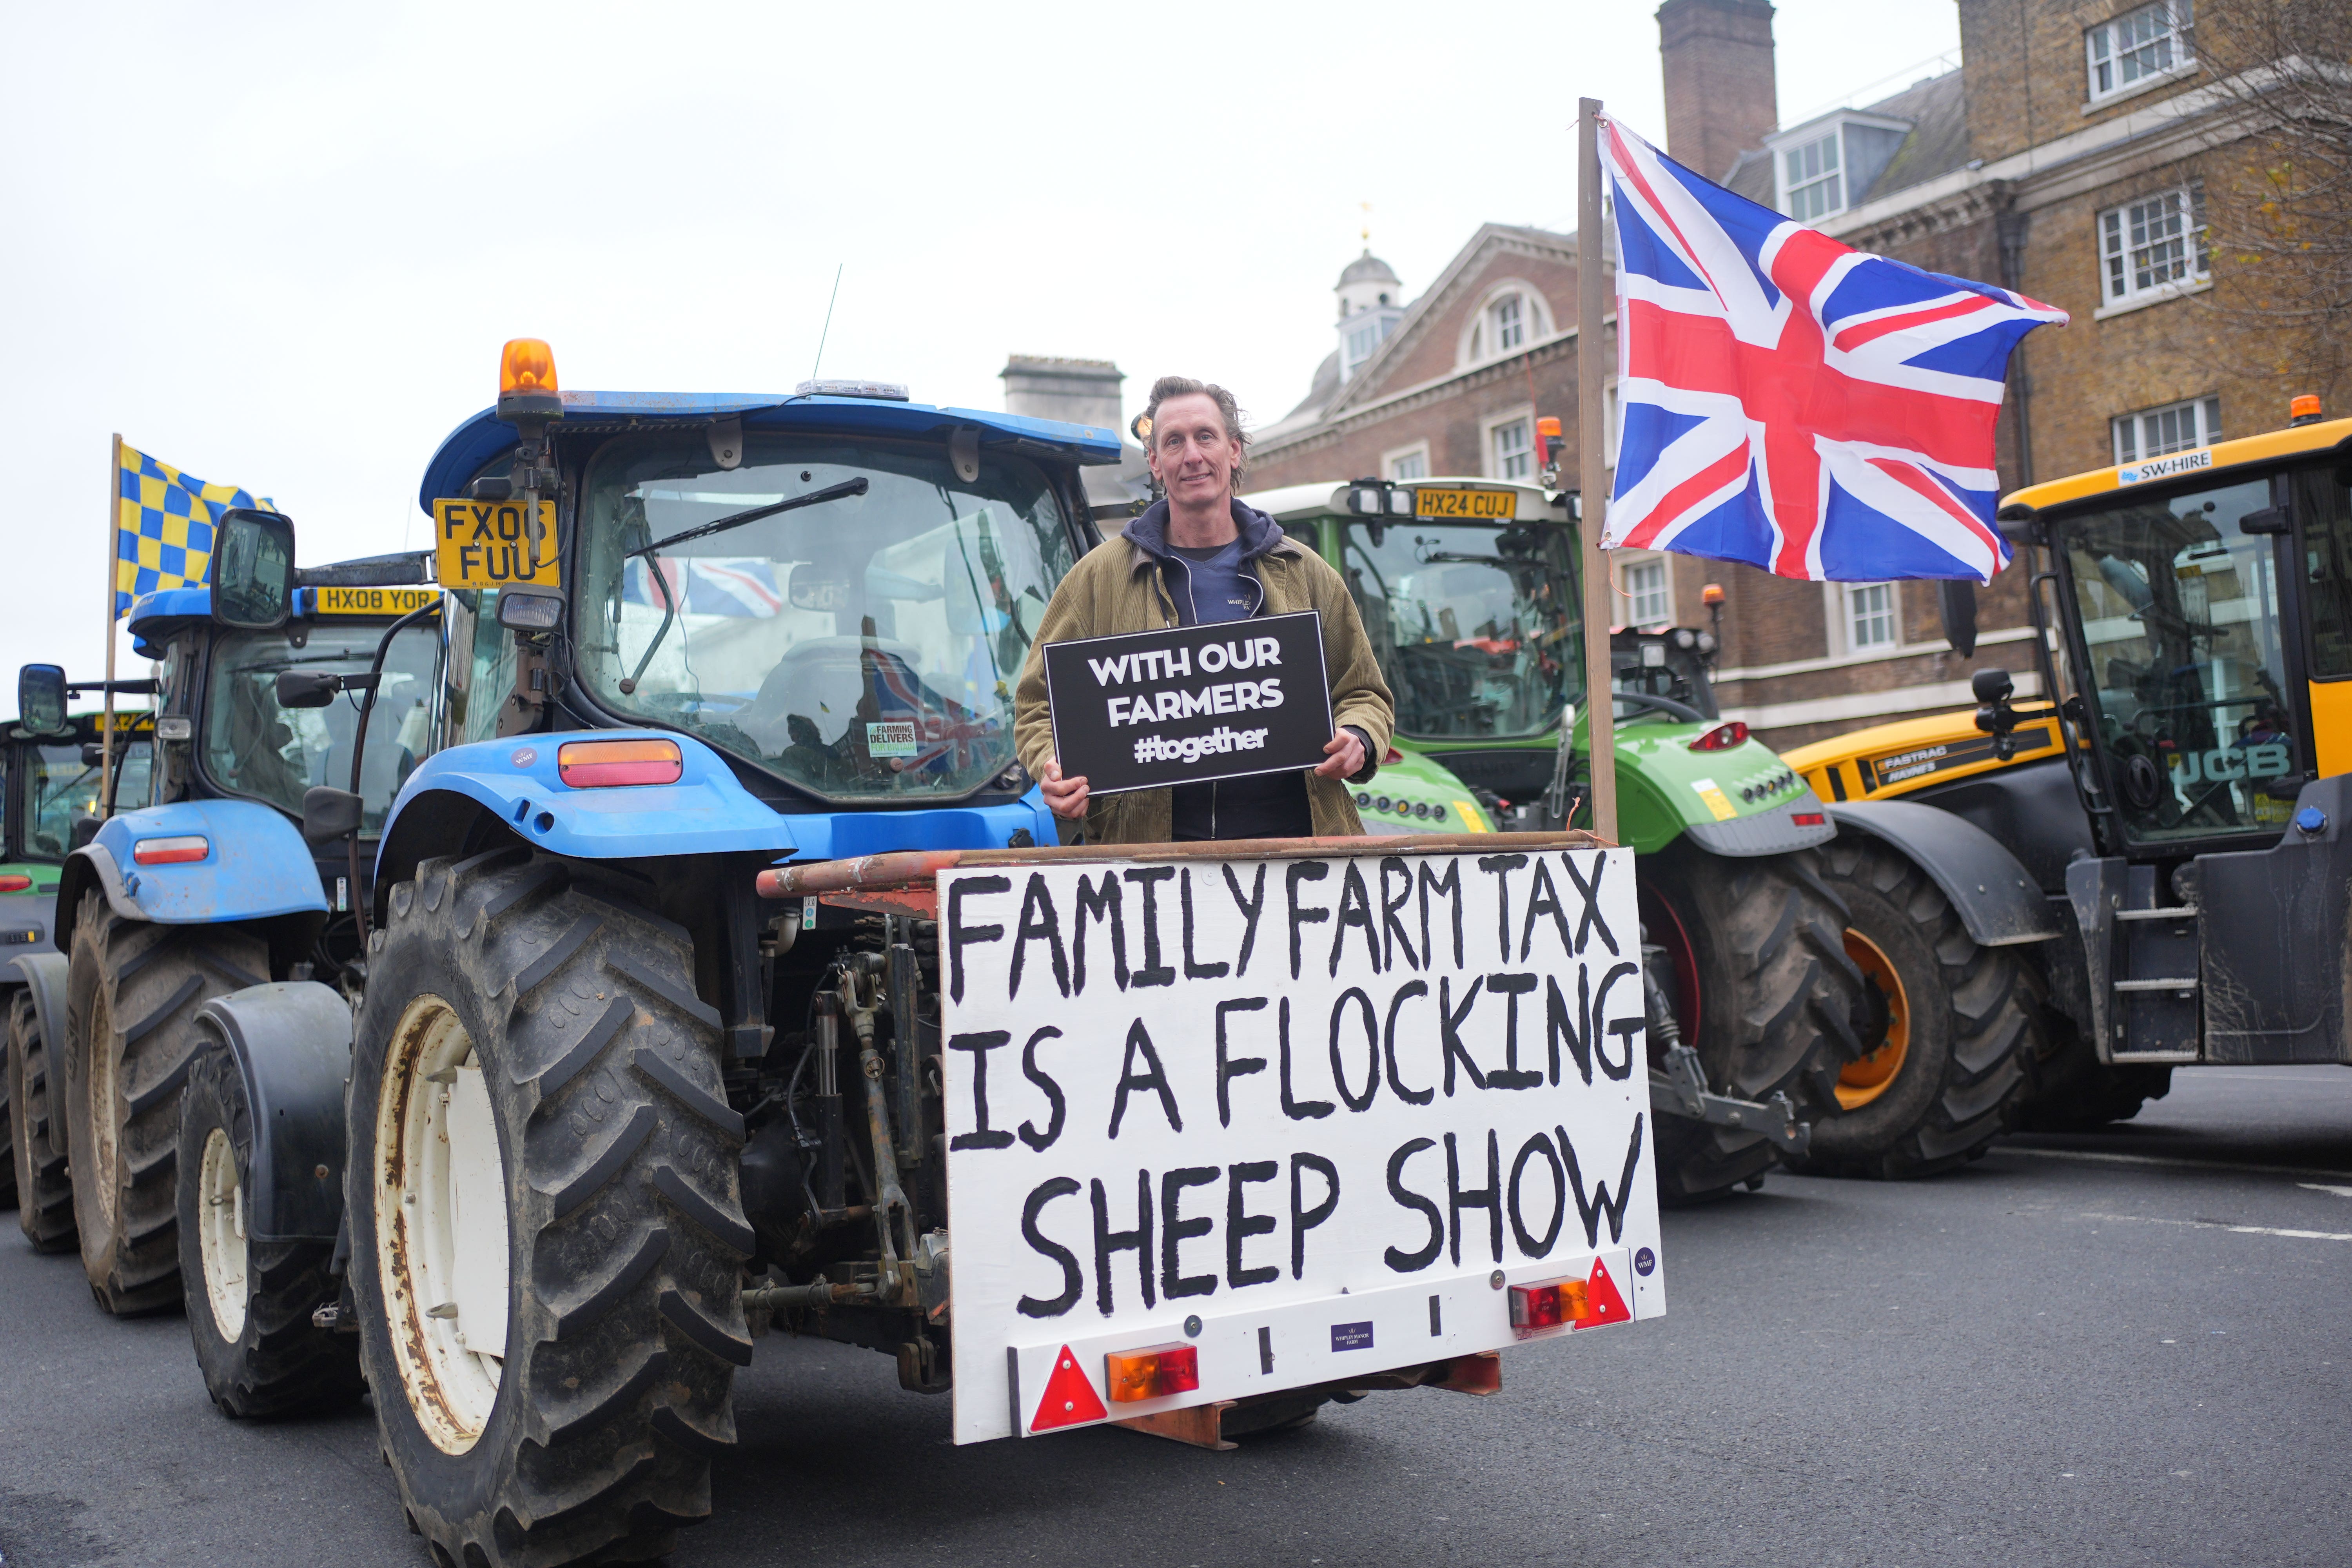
1013 376 1393 843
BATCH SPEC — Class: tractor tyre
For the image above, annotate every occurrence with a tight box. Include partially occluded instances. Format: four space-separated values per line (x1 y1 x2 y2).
2011 1018 2172 1131
1640 843 1869 1203
350 849 750 1568
178 1041 366 1418
1791 837 2039 1179
64 893 268 1314
10 987 77 1250
0 993 14 1210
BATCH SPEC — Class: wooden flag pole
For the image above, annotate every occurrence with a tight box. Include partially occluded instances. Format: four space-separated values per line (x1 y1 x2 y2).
1576 99 1619 844
101 432 120 818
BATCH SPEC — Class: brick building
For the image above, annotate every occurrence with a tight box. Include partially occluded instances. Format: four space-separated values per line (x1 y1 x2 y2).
1249 0 2333 749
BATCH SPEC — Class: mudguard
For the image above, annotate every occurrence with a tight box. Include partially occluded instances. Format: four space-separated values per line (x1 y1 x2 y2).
5 950 70 1056
377 728 1054 871
1825 799 2060 947
191 982 352 1243
58 799 327 951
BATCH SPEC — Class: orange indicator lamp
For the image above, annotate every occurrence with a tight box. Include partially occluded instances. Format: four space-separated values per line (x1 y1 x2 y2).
557 739 683 788
1509 1276 1594 1331
1103 1341 1200 1403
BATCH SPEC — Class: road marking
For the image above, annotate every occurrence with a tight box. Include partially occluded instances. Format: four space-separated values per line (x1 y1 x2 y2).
2297 1183 2352 1199
2078 1211 2352 1243
2001 1146 2352 1182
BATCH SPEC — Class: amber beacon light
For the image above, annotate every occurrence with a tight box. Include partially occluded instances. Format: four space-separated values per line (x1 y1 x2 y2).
500 338 559 398
558 739 683 788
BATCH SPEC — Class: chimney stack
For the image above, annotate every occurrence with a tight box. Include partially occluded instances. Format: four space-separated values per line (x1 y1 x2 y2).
999 356 1125 435
1656 0 1779 181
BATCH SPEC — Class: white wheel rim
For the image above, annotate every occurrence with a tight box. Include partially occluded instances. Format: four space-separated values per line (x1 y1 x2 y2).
376 995 511 1455
198 1126 249 1341
88 991 118 1231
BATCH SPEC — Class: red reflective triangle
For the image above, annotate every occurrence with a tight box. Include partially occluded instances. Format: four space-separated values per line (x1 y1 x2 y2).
1576 1257 1633 1329
1029 1345 1109 1432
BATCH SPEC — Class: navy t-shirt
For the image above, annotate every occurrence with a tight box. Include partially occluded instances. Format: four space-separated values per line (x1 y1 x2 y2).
1164 542 1313 842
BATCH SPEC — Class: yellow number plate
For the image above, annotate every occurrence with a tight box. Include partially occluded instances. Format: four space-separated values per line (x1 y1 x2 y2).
1414 488 1518 520
314 586 438 617
431 499 561 591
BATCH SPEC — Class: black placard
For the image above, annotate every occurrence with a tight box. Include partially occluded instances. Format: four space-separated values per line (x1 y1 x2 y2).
1041 610 1335 795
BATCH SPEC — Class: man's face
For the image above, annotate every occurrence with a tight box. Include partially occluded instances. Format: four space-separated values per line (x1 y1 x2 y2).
1147 393 1238 508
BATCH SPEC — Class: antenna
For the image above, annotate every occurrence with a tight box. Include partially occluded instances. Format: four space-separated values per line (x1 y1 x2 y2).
810 263 844 381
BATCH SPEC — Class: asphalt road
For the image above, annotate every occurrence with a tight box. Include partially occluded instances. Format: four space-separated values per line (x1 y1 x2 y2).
4 1065 2348 1568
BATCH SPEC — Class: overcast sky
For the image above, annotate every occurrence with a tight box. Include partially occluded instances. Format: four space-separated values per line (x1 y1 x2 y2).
0 0 1962 685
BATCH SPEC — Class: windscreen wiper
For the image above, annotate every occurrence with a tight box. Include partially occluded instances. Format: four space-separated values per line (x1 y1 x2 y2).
633 476 869 559
619 476 871 695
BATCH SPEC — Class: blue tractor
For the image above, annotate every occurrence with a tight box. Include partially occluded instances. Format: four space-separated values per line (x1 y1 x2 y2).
17 566 443 1344
183 343 1112 1564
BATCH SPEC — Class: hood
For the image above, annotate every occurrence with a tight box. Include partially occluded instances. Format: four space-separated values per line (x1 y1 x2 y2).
1122 497 1290 565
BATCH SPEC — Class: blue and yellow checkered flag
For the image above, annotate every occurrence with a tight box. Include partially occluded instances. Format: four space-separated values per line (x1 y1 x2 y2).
114 439 276 620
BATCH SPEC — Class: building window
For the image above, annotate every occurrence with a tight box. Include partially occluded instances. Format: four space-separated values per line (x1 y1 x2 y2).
1385 445 1429 481
1490 294 1525 354
2114 396 2222 464
2087 0 2192 102
1623 555 1672 627
1781 130 1843 222
1846 583 1897 652
2100 186 2208 303
1344 316 1390 377
1491 417 1533 480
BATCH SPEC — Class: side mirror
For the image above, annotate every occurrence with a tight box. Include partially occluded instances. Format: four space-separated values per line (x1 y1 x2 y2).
2241 506 2290 536
80 742 104 766
17 664 68 736
212 508 297 630
787 563 851 613
69 816 102 851
275 670 343 709
1971 666 2014 705
1972 666 2019 757
1937 580 1979 659
301 786 364 845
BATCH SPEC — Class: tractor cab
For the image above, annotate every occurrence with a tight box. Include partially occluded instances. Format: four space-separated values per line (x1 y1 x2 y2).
0 677 154 950
1996 398 2352 1065
1611 625 1722 725
83 557 445 978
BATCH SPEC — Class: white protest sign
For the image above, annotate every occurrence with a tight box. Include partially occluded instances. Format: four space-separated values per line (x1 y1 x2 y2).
939 844 1662 1445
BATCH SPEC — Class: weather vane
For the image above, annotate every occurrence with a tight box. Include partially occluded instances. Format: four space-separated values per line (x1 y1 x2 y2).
1359 201 1372 247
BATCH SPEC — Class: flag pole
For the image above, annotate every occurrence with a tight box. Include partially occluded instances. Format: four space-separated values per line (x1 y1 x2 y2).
1576 99 1619 844
101 433 120 818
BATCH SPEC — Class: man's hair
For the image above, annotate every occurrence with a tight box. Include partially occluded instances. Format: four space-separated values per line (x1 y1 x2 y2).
1145 376 1250 485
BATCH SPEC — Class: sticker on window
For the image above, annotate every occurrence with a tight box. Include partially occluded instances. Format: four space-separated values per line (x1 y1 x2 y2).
866 720 920 759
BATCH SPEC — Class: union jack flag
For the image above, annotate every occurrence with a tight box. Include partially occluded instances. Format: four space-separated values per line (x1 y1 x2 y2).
1599 118 2067 583
868 646 1000 774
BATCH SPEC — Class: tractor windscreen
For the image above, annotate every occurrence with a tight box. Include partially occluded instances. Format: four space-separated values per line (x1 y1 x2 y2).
2060 474 2296 843
576 432 1075 802
1341 520 1581 740
202 625 439 833
20 740 151 859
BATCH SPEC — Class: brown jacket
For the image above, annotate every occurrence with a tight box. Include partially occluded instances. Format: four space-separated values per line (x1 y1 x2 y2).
1014 504 1394 844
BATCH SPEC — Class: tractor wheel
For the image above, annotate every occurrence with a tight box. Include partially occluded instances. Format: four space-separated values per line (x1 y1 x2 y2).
1640 843 1869 1203
10 987 77 1250
1792 838 2039 1178
2010 1016 2172 1131
0 993 15 1210
350 849 750 1568
178 1041 366 1417
64 893 268 1314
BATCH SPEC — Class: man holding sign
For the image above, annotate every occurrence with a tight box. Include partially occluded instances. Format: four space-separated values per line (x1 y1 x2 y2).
1014 377 1393 843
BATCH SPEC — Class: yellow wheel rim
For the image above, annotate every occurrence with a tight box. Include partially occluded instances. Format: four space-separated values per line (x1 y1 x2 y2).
1837 929 1909 1110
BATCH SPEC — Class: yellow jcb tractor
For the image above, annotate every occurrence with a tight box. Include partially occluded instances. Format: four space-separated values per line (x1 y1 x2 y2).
1787 396 2352 1141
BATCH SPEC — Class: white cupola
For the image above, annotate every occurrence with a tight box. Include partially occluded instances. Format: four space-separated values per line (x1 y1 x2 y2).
1335 249 1404 381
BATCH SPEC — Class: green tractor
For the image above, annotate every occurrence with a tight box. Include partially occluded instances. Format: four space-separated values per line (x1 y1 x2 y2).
1242 477 1870 1199
2 675 154 1231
